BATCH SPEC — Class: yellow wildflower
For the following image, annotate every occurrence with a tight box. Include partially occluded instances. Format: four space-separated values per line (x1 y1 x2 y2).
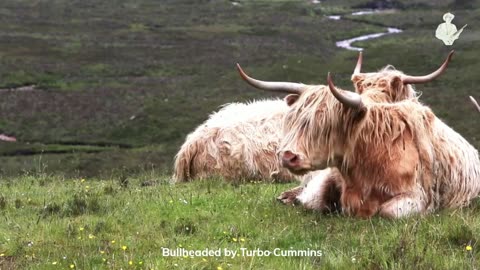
139 261 143 265
79 227 84 231
122 245 127 251
202 258 207 262
169 200 173 204
240 238 245 242
217 266 223 270
102 258 107 262
100 250 105 254
88 234 95 239
0 254 4 257
111 240 116 244
466 245 473 251
129 260 133 265
80 179 85 183
52 261 57 265
232 238 237 242
70 264 75 269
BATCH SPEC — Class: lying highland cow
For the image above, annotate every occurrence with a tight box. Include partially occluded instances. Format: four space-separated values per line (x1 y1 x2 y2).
275 72 480 218
237 51 456 213
173 98 299 182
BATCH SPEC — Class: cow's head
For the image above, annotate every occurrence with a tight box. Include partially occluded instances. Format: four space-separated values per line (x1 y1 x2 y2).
236 64 366 174
352 51 454 103
278 73 367 174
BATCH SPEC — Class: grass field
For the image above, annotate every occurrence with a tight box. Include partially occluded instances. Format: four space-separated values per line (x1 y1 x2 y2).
1 0 480 268
1 175 479 269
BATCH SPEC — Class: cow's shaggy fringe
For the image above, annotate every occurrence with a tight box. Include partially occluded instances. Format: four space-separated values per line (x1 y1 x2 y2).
173 99 297 183
281 86 345 165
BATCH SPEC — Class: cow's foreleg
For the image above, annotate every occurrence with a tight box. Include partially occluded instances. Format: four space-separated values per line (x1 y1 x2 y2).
297 169 342 212
379 193 425 218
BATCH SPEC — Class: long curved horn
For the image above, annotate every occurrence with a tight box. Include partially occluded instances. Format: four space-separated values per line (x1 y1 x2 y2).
236 63 305 95
327 72 364 109
401 50 454 84
469 96 480 113
353 52 362 74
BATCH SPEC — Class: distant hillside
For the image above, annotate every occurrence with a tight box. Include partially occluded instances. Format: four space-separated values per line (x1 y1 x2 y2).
0 0 479 176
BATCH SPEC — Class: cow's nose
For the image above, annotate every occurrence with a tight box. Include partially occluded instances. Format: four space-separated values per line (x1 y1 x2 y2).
281 150 300 168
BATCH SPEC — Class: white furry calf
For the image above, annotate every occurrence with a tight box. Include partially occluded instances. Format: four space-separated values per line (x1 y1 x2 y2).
277 168 343 212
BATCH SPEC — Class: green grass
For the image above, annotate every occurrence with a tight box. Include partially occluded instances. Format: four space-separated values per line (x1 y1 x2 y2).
0 174 479 269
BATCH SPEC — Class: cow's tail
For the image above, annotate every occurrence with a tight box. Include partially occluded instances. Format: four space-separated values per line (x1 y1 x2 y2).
172 139 198 183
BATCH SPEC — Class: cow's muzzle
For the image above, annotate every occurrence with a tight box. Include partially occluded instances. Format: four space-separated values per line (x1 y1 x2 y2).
279 150 311 174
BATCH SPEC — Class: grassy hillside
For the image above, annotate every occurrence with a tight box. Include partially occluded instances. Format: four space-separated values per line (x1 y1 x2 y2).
1 0 479 176
0 175 479 269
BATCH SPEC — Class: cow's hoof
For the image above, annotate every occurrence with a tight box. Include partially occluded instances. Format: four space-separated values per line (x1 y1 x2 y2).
277 186 303 205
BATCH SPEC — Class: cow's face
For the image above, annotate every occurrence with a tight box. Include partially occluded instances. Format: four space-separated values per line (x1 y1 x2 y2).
352 71 417 103
278 86 345 174
351 51 453 103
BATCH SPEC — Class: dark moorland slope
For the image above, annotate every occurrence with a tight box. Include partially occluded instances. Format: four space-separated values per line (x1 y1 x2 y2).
0 0 479 177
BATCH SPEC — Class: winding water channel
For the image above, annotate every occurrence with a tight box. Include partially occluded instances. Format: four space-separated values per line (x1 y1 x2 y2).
328 10 403 51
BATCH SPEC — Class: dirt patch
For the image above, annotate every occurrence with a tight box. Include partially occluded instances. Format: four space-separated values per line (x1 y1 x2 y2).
0 256 16 270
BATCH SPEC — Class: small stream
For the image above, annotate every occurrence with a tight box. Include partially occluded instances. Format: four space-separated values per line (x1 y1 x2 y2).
327 10 403 51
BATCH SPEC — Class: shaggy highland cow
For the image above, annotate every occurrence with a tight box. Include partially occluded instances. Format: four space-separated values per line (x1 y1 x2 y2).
274 71 480 218
173 98 299 182
238 52 456 213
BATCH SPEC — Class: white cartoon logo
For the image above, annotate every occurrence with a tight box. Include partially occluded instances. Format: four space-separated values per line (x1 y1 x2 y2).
435 12 467 46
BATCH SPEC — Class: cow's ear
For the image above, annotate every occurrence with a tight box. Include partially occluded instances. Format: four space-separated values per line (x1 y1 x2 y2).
351 74 366 93
390 76 403 100
284 94 299 106
391 76 402 90
351 74 365 83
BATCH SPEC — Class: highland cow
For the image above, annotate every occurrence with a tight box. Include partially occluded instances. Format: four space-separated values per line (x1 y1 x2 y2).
351 51 453 103
275 72 480 218
173 98 299 183
239 52 455 212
